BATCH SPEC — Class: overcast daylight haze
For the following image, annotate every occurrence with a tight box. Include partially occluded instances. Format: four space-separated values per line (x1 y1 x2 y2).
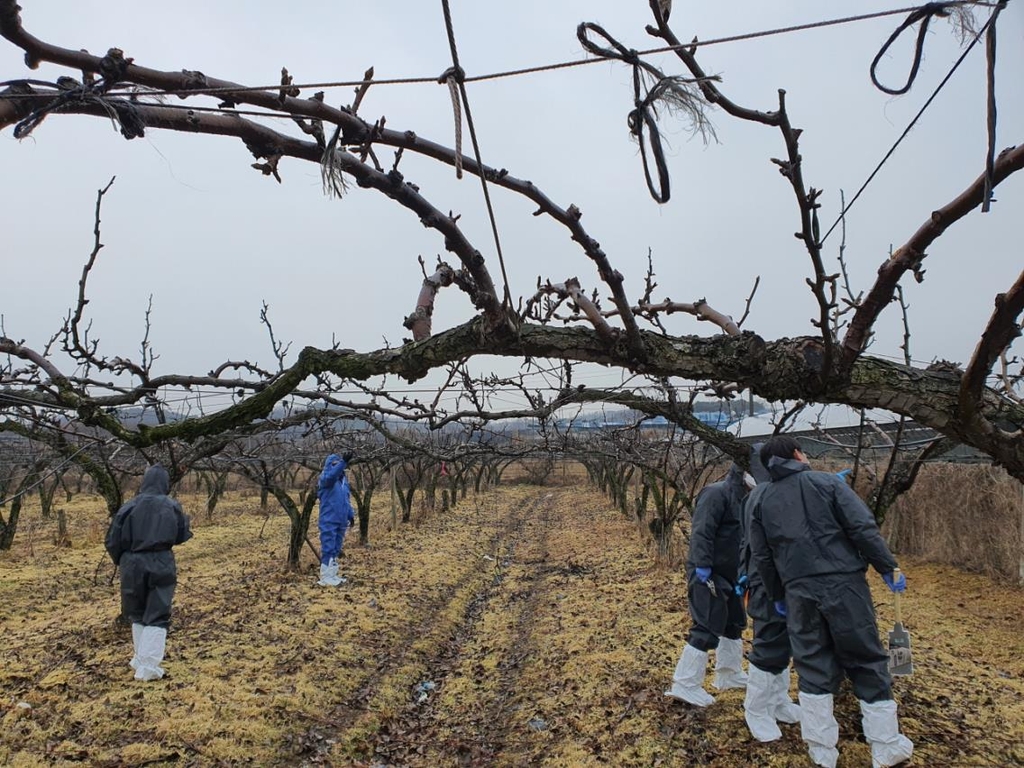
2 1 1022 417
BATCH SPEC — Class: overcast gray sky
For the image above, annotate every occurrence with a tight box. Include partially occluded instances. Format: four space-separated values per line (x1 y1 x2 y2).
2 1 1022 416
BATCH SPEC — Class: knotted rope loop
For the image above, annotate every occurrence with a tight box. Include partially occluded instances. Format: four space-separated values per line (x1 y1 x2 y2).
579 22 671 202
438 65 466 179
870 2 954 95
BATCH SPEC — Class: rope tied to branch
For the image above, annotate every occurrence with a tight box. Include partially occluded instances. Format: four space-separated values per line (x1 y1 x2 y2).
438 0 513 310
438 65 465 179
12 47 144 140
981 0 1005 213
13 80 145 140
578 22 717 204
869 2 954 95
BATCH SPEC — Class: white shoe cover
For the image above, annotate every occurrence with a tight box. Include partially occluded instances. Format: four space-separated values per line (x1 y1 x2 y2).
860 699 914 768
317 562 342 587
744 665 783 742
713 637 748 690
770 667 801 724
799 692 839 768
130 623 143 671
133 626 167 681
664 644 716 707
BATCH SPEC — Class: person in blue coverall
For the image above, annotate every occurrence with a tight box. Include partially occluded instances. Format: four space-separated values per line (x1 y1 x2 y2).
317 452 356 586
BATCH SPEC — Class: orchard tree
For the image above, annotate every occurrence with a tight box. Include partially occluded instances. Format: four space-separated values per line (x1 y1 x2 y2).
1 1 1022 488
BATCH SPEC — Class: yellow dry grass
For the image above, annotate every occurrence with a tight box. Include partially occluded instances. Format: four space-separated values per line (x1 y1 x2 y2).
0 484 1022 767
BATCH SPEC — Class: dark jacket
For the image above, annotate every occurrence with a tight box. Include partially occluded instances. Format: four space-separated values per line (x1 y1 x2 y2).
738 450 775 621
318 454 356 527
748 458 898 601
686 463 747 583
105 465 192 564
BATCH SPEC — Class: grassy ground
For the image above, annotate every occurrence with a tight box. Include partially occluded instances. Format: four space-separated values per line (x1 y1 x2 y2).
1 483 1022 766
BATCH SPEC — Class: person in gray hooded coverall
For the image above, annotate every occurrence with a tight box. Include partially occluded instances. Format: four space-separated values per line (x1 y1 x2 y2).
105 464 192 681
737 444 801 742
748 436 913 768
665 460 749 707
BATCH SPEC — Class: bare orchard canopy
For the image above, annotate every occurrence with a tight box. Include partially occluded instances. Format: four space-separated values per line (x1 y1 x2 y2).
0 1 1022 477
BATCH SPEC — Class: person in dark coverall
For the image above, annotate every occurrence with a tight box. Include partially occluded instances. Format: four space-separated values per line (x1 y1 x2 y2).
316 452 356 587
737 444 801 741
665 460 749 707
105 464 192 681
748 436 913 768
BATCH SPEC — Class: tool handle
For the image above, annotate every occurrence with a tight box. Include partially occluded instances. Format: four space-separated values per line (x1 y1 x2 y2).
893 567 903 624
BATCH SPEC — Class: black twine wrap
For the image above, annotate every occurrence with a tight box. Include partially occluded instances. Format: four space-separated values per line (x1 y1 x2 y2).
11 49 143 140
578 22 671 203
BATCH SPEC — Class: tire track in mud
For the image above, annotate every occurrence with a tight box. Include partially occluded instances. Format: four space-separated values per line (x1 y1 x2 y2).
370 490 558 767
298 490 552 766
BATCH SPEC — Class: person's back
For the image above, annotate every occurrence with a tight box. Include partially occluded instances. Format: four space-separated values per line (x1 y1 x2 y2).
665 461 750 708
748 436 912 768
750 457 897 595
106 464 192 681
686 465 745 584
121 487 187 554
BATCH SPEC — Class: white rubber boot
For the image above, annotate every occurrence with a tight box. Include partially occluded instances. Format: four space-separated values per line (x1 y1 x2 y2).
799 692 840 768
331 556 348 584
770 666 801 724
130 623 143 671
744 665 783 742
134 626 167 681
713 637 748 690
860 699 914 768
664 644 715 707
317 560 342 586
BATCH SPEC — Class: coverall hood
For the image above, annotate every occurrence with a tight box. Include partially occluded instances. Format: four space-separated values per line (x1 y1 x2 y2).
748 443 771 484
725 462 746 487
323 453 347 471
766 456 808 481
139 465 170 496
320 454 348 490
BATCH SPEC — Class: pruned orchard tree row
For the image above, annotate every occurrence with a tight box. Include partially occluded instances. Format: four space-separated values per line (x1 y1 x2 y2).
2 1 1023 482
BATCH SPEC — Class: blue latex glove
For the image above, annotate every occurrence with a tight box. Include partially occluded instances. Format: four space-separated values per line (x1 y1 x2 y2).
773 600 787 617
734 574 749 596
836 468 853 481
695 567 712 583
882 571 907 593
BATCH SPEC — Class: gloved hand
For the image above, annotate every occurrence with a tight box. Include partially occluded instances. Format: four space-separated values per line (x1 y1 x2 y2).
342 451 354 463
695 567 712 583
773 600 787 617
836 468 853 481
734 574 749 596
882 571 906 593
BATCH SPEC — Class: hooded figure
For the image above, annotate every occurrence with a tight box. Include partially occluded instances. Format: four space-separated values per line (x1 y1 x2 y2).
748 436 913 768
316 453 356 586
105 464 192 681
738 444 802 742
665 457 750 708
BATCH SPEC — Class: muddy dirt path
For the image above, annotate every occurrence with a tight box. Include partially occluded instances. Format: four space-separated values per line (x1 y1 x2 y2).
1 483 1022 767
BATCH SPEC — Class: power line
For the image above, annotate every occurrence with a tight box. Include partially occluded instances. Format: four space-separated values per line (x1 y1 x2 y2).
1 3 993 103
818 5 997 244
